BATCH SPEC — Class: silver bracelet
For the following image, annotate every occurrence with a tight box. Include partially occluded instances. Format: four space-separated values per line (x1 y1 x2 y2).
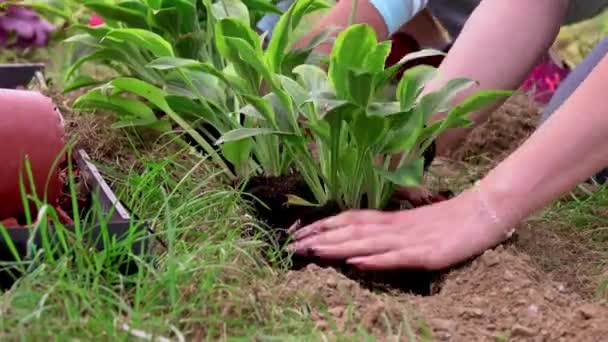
473 181 516 239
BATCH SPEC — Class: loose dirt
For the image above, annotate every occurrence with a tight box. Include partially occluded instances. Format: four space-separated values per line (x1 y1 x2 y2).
282 247 608 341
453 93 542 167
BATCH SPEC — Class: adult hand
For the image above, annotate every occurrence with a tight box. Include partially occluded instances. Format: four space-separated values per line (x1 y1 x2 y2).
288 189 515 271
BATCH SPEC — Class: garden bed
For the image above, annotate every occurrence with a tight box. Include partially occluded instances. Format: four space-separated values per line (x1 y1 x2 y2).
240 172 502 296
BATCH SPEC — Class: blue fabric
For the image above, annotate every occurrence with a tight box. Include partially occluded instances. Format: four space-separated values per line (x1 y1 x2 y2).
368 0 427 35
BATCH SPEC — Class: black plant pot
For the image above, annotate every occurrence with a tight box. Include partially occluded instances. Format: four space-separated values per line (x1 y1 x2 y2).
0 149 153 289
0 63 45 89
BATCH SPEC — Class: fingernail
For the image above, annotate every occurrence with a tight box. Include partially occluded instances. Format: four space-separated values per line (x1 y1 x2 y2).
347 257 364 265
287 219 302 233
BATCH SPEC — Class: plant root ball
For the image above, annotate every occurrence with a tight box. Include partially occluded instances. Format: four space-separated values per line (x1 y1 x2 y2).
0 89 65 220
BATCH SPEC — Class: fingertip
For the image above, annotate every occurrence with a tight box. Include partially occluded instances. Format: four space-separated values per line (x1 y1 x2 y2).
287 219 302 233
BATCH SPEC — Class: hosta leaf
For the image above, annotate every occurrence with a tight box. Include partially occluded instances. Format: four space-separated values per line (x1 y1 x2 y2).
292 64 332 96
277 75 308 107
211 0 250 24
242 0 282 14
216 18 262 55
65 48 128 81
146 0 162 10
110 77 171 113
397 49 446 65
225 37 270 78
375 159 424 187
347 69 374 108
165 95 221 126
367 102 401 116
73 88 157 121
241 94 275 124
265 0 330 74
71 24 112 39
397 65 438 111
417 78 477 123
329 24 377 98
382 110 424 154
222 138 253 166
63 75 105 94
83 1 149 28
104 29 175 58
350 114 387 148
216 127 287 145
286 195 320 207
112 118 172 132
147 57 232 85
446 89 513 121
364 41 392 73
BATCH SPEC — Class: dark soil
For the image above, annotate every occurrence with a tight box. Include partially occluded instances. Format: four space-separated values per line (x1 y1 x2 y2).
241 173 458 296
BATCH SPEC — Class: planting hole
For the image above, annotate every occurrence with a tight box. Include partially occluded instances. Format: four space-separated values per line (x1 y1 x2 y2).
242 174 449 297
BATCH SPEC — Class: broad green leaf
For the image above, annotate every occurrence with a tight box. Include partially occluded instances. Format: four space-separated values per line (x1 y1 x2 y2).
64 34 102 47
146 0 162 9
83 1 149 28
147 57 234 87
215 18 262 55
71 24 112 39
112 118 172 132
417 77 477 123
265 0 330 74
104 29 175 58
446 89 513 121
65 48 129 81
225 37 270 79
216 127 285 144
382 110 424 154
73 88 157 121
350 114 387 148
375 159 424 187
397 49 446 65
329 24 377 98
222 138 253 167
397 65 438 111
277 75 308 107
110 77 171 113
63 75 105 94
367 101 401 116
364 41 392 73
242 0 282 14
293 64 332 96
165 95 221 127
347 69 374 108
286 194 320 207
241 94 276 124
211 0 250 24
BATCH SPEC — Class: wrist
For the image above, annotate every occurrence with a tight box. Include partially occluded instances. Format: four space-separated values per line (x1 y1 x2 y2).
469 178 528 233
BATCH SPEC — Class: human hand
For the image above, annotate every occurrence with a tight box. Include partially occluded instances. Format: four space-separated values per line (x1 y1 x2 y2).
287 189 516 271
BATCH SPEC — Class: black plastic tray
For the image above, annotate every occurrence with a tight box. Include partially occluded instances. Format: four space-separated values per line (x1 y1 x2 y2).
0 149 152 288
0 63 45 89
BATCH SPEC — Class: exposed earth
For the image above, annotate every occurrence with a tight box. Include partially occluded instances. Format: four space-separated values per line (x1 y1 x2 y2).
59 87 608 340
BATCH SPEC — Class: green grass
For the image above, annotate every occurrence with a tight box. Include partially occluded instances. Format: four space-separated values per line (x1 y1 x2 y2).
0 141 404 340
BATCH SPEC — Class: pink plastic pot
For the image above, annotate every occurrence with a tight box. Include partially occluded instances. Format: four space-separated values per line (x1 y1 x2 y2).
0 89 65 221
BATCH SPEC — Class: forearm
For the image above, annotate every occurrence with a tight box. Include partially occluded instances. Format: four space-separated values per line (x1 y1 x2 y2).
292 0 426 54
478 54 608 227
426 0 568 155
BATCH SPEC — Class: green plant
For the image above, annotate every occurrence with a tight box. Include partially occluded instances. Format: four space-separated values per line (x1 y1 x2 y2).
218 24 512 209
61 0 289 179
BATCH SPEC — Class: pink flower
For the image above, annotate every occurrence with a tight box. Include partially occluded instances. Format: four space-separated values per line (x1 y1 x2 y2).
522 54 570 104
89 14 104 27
